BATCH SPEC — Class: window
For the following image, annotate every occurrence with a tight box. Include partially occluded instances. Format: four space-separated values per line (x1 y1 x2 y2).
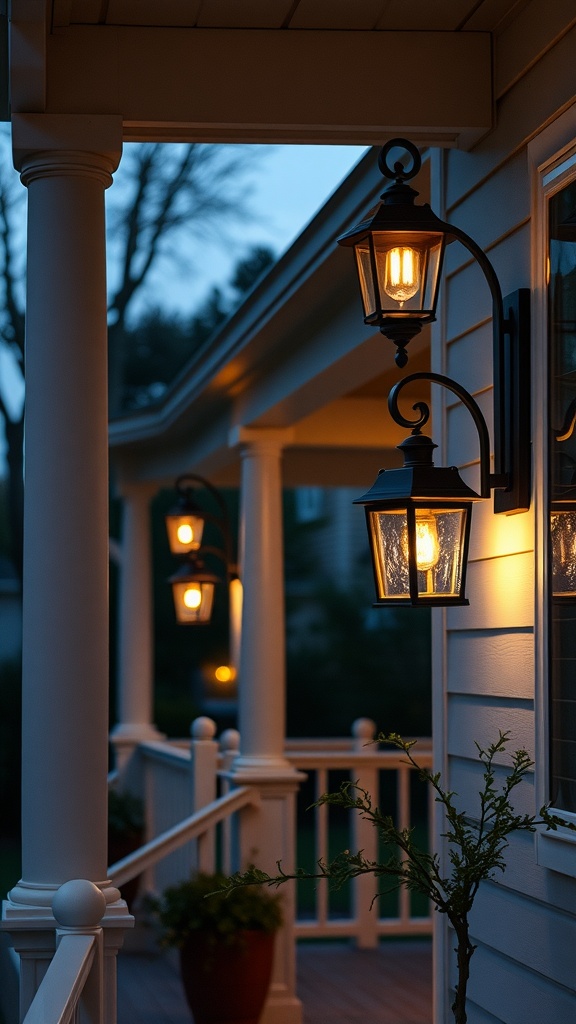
549 176 576 812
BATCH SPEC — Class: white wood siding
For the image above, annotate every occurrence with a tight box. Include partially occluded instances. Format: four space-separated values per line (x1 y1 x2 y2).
433 11 576 1022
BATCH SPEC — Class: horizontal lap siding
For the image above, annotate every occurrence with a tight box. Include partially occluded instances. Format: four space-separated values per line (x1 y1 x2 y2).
436 17 576 1019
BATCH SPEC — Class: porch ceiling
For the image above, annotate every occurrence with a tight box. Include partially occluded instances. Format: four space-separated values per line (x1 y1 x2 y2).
9 1 531 146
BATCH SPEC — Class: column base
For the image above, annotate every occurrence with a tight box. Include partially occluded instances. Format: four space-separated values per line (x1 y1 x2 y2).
262 989 303 1024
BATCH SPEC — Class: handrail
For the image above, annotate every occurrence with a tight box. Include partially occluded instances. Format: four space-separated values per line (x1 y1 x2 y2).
286 746 432 770
109 785 259 887
23 933 97 1024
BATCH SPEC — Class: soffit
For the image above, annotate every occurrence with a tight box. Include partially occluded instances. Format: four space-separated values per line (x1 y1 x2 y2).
56 0 529 32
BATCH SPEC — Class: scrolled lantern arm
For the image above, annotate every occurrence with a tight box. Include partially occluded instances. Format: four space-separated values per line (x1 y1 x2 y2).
175 472 234 568
388 372 493 498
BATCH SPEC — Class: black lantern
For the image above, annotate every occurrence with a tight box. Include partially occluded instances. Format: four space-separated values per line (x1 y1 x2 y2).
165 476 207 555
338 140 447 367
166 473 237 626
355 433 478 606
169 556 220 625
341 139 532 608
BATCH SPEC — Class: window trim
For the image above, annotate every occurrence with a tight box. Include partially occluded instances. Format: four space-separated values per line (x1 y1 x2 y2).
530 104 576 875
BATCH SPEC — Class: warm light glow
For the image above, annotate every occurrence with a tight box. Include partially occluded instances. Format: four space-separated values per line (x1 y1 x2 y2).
215 665 235 683
384 246 420 304
183 585 202 609
401 512 440 572
177 523 194 545
414 515 440 572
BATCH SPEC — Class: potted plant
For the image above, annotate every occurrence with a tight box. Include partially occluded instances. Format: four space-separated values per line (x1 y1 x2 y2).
108 788 145 910
222 731 568 1024
151 870 283 1024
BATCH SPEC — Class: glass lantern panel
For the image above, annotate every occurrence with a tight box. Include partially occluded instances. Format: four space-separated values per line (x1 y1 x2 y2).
166 513 205 554
371 231 444 316
369 509 410 598
354 238 377 318
420 508 468 598
369 507 468 602
172 580 214 624
551 511 576 597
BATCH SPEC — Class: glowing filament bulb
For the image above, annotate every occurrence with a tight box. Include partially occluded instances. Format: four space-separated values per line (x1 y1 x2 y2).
384 246 420 304
177 523 194 546
183 584 202 610
414 515 440 572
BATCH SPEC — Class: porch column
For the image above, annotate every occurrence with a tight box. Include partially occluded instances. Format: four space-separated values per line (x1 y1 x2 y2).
228 427 303 1024
110 480 164 774
1 114 130 1021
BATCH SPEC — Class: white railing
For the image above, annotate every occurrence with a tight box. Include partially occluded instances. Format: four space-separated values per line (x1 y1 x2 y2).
108 786 259 890
23 880 106 1024
286 720 433 945
116 717 433 948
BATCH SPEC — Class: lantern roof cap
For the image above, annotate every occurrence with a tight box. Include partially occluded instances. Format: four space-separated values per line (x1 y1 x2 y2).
354 433 481 504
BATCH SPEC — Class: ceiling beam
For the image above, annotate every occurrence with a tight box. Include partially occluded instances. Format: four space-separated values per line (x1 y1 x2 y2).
21 25 493 147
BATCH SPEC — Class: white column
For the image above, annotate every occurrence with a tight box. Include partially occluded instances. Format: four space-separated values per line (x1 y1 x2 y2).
111 480 163 773
2 114 130 1020
228 427 303 1024
233 429 293 771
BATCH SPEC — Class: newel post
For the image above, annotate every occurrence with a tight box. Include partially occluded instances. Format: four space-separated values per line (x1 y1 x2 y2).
190 717 219 873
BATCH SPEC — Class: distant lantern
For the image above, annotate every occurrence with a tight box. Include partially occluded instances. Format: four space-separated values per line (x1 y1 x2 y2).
169 557 219 625
165 480 206 555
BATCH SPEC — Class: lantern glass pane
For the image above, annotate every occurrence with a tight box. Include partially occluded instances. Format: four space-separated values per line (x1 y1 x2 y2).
369 510 410 598
166 513 205 554
371 231 444 316
172 580 214 624
551 511 576 597
354 239 377 318
369 507 469 602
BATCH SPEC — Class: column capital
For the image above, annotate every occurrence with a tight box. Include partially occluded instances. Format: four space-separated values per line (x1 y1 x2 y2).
11 113 122 180
229 425 294 455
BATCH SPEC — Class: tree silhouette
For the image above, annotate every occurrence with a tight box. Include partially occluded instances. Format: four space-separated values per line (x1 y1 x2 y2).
0 138 270 577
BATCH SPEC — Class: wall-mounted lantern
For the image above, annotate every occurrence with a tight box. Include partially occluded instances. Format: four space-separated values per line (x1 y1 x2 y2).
339 139 531 607
169 555 220 625
165 474 228 555
165 474 238 626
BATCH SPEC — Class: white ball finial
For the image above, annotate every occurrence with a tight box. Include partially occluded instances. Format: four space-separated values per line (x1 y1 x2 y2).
191 716 217 741
352 718 377 741
220 728 240 754
52 879 106 928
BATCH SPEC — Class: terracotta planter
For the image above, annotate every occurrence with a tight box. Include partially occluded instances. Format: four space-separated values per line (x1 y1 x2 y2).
179 929 276 1024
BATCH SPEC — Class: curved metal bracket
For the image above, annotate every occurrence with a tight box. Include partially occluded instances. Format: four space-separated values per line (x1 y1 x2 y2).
388 286 531 516
174 473 234 567
388 372 494 498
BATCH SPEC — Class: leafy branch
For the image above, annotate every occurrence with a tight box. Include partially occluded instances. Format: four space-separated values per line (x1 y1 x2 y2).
221 731 570 1024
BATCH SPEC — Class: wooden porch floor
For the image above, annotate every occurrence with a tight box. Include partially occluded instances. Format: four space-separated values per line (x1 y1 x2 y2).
117 939 432 1024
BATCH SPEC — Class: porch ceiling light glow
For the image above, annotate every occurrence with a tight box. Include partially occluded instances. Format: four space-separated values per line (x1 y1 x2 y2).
344 139 531 608
166 474 237 625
